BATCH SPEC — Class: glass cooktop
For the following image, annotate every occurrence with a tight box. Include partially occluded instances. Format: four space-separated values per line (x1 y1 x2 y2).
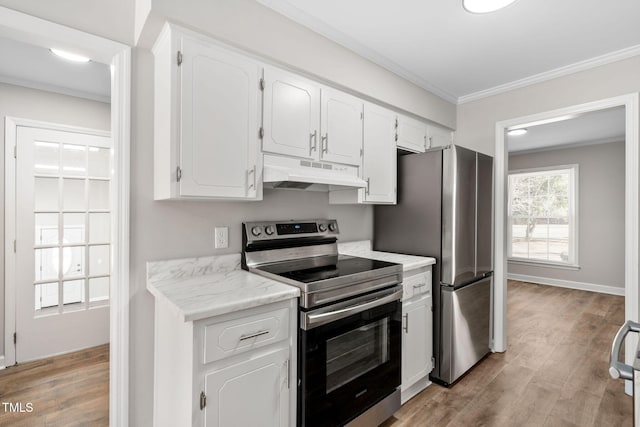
258 255 399 284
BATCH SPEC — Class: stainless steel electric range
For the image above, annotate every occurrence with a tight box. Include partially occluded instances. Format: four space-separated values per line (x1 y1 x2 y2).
242 219 403 427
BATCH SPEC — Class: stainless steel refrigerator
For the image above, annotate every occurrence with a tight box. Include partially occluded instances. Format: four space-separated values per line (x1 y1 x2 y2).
374 145 493 386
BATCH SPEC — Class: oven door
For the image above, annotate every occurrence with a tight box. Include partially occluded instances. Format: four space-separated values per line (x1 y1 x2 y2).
299 286 402 427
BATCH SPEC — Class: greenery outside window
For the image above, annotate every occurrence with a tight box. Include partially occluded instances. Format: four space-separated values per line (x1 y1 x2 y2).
508 165 578 267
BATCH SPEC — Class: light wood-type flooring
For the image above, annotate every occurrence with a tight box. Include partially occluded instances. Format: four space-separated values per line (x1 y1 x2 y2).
0 343 108 426
383 280 633 427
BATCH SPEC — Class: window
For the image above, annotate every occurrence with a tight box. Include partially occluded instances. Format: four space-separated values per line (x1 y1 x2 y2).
508 165 578 266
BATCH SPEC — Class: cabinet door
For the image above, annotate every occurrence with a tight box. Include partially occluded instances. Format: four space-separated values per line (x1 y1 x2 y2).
263 67 320 160
179 35 262 198
402 296 432 389
397 115 427 153
320 88 363 166
362 103 396 204
204 347 290 427
427 124 452 149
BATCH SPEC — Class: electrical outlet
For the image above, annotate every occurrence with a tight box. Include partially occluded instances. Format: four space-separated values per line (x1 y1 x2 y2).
214 227 228 249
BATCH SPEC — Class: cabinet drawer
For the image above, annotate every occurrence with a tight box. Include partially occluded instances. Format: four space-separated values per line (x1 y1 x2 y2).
402 270 432 301
202 307 289 364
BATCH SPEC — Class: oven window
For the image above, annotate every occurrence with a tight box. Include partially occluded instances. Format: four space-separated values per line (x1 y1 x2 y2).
325 318 390 393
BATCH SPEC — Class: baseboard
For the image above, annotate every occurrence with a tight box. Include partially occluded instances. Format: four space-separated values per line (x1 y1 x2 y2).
401 376 432 404
507 273 625 296
0 355 5 370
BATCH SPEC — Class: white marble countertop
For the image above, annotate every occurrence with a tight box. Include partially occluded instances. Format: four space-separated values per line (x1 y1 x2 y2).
146 254 299 322
339 240 436 272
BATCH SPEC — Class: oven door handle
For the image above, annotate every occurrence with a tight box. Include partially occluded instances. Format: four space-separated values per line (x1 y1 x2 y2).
303 288 403 330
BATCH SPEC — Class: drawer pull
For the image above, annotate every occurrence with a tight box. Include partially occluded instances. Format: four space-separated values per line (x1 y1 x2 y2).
239 329 270 341
413 283 426 289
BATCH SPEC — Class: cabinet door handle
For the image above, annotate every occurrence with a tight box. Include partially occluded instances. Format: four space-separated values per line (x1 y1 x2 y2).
365 177 370 195
247 165 256 190
309 130 317 155
239 329 269 341
403 313 409 333
322 134 328 153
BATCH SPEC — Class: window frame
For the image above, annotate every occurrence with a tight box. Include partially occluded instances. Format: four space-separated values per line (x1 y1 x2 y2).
507 164 579 269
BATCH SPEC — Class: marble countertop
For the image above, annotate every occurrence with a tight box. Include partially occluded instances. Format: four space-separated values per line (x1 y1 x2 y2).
146 254 299 322
338 240 436 271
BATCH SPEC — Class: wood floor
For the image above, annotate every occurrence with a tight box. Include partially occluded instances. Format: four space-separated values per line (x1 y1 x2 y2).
383 280 633 427
0 344 109 426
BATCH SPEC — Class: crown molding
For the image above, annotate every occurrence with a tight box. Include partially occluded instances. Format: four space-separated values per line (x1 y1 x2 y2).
255 0 458 104
459 44 640 104
509 136 625 155
0 74 110 103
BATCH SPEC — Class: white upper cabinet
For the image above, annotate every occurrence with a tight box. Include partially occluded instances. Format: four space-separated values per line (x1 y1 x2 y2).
320 88 363 166
397 115 428 153
153 24 263 200
361 103 396 204
263 68 363 167
262 67 320 160
427 124 453 149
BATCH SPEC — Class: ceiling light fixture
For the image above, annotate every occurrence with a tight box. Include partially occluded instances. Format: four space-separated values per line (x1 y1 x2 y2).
50 48 91 63
463 0 518 13
507 128 528 136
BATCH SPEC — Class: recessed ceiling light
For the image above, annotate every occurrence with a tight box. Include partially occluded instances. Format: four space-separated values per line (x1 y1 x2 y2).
463 0 518 13
507 128 528 136
50 48 91 63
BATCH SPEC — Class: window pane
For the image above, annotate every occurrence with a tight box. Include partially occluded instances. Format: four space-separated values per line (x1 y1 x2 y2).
63 280 85 305
509 168 574 264
62 246 85 278
88 147 110 178
89 277 109 303
35 282 58 310
35 177 59 211
35 213 59 245
63 179 86 211
62 144 87 177
34 141 59 175
90 245 110 276
63 213 86 244
35 247 59 281
88 180 109 210
89 213 110 243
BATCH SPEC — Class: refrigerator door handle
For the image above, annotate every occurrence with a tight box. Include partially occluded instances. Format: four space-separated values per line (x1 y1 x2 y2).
609 320 640 380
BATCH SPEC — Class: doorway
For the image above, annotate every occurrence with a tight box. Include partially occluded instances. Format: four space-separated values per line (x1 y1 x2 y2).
8 121 111 363
493 94 640 390
0 6 130 426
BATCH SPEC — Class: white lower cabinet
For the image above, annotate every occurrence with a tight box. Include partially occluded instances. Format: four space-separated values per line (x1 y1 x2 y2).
153 298 297 427
400 267 434 404
204 347 290 427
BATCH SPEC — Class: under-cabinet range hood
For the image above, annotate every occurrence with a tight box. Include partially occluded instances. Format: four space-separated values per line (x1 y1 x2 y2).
263 154 366 191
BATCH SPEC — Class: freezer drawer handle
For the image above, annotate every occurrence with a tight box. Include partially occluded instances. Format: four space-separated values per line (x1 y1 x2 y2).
609 320 640 380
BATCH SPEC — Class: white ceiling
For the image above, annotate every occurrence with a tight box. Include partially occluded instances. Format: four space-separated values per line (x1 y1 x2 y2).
256 0 640 104
507 107 625 153
0 36 110 103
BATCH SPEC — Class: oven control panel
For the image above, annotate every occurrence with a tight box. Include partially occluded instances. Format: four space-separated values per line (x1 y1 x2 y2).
244 219 339 242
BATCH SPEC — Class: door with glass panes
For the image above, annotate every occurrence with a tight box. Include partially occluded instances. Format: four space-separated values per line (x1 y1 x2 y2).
13 125 111 363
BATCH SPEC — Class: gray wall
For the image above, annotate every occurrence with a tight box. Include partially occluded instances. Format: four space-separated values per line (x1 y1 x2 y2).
456 56 640 155
508 141 625 288
0 82 110 358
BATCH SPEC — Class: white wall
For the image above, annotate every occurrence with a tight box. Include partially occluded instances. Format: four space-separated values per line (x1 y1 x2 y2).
0 83 110 358
456 56 640 155
508 141 625 289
